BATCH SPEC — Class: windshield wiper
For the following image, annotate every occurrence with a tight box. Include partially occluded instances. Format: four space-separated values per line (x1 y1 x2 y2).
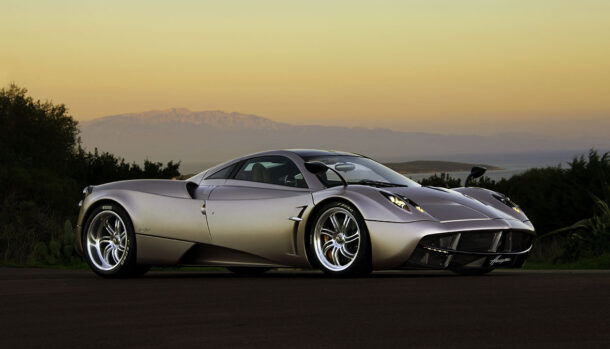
351 180 408 187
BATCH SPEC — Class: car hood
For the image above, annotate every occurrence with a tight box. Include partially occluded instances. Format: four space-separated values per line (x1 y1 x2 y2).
387 186 521 222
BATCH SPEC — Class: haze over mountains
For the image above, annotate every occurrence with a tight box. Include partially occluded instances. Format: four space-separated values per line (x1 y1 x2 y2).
80 108 609 173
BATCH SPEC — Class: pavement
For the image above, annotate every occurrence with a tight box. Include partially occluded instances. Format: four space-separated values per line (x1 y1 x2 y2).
1 268 609 348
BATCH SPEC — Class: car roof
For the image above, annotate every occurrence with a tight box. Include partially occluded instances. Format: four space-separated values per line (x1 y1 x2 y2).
285 149 361 158
188 149 364 184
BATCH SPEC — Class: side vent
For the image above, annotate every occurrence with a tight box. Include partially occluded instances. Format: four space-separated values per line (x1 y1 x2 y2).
186 181 198 199
290 206 308 255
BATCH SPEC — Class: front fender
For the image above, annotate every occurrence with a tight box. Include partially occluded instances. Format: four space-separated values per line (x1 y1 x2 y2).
311 186 434 223
75 189 143 255
452 187 532 225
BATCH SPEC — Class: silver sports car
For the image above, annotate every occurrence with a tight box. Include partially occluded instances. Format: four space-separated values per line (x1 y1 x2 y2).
76 149 535 277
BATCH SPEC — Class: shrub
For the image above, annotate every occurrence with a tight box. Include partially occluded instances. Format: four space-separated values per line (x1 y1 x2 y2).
0 84 182 265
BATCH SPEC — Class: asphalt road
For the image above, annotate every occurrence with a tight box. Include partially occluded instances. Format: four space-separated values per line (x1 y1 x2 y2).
1 268 609 348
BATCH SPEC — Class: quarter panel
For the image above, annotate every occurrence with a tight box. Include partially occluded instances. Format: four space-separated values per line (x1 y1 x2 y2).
94 179 194 199
136 234 195 265
125 191 211 243
81 189 211 244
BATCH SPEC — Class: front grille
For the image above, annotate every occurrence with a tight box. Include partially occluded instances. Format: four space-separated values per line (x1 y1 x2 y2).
419 234 457 249
408 247 449 268
457 231 494 252
405 230 535 269
496 231 533 252
419 230 533 254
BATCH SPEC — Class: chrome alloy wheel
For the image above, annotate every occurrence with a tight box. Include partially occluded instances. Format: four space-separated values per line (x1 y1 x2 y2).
313 207 361 272
86 210 128 271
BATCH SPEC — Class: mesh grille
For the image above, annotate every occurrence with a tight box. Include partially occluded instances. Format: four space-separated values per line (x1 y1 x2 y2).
419 230 533 253
408 247 448 268
457 231 494 252
419 233 455 249
496 231 533 252
406 230 534 269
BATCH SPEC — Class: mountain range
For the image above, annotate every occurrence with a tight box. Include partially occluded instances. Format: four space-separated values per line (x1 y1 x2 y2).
79 108 608 173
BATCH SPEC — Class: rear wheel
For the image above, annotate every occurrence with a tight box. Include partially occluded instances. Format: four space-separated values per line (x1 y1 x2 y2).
308 202 371 277
83 204 148 278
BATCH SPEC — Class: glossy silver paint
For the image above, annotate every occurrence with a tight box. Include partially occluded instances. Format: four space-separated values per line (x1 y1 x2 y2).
76 149 535 270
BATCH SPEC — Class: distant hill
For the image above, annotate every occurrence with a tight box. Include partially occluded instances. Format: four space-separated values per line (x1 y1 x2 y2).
79 108 606 168
384 160 501 174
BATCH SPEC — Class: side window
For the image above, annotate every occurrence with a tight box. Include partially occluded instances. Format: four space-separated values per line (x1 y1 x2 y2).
234 156 307 188
207 163 237 180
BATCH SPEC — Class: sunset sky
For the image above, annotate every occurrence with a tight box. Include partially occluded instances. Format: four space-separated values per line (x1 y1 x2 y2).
1 0 609 137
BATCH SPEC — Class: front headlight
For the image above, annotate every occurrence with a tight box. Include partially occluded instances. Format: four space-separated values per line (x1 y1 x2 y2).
381 192 425 213
387 194 408 210
492 194 521 213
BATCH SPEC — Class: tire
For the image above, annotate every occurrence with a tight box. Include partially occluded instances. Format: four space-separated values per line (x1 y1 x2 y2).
82 204 147 278
450 267 494 276
308 201 372 277
227 267 271 276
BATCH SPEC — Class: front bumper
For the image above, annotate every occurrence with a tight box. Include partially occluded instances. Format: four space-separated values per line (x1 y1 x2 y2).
366 218 535 270
404 230 533 270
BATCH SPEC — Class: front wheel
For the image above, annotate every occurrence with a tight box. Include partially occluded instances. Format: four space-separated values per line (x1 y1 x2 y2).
308 202 372 277
83 204 147 278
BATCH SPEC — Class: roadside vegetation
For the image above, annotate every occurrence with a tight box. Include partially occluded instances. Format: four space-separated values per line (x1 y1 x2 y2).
0 84 179 266
1 84 608 269
422 150 610 268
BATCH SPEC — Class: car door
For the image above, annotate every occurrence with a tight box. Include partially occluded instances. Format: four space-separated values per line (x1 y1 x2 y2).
205 155 313 264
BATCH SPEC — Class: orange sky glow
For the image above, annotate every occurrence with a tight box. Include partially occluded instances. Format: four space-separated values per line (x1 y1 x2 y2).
1 0 609 137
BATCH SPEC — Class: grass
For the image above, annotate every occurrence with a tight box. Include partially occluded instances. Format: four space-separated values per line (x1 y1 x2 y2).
0 261 90 270
523 253 610 270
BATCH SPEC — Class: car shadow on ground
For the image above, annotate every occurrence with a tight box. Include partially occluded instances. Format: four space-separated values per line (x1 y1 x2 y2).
0 267 522 280
137 269 519 279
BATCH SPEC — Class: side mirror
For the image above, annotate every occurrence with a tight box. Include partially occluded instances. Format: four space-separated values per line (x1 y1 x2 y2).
304 161 347 187
465 166 487 187
304 161 328 175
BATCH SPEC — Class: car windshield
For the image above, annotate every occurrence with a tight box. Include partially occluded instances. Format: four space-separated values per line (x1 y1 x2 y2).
301 155 421 188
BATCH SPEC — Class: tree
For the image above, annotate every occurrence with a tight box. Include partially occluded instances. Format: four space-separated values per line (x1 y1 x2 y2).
0 84 182 265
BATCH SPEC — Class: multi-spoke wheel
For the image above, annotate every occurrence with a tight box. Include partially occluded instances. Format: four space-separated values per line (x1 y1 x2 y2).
83 204 147 277
309 202 371 276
